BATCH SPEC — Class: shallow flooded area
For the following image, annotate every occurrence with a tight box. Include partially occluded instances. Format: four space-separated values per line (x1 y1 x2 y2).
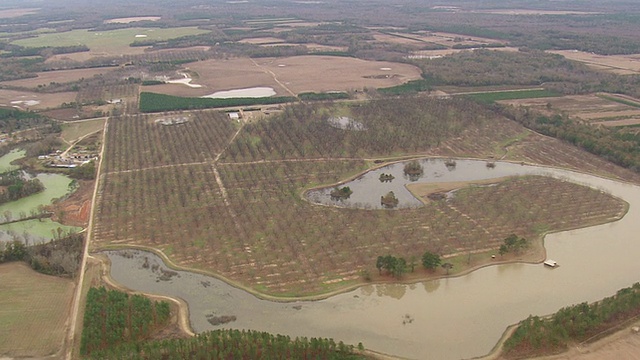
306 159 556 209
105 159 640 360
201 87 276 99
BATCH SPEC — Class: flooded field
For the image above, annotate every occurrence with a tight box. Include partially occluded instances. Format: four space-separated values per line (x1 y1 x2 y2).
201 87 276 99
105 159 640 360
307 159 553 209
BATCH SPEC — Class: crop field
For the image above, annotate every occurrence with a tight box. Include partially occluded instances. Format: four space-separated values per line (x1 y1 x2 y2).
376 31 507 49
12 27 211 57
147 56 421 97
147 57 290 98
464 89 560 104
0 262 74 357
92 98 633 295
256 55 422 94
499 94 640 129
238 37 286 45
262 43 349 52
0 68 113 89
548 50 640 75
0 89 76 110
0 8 40 18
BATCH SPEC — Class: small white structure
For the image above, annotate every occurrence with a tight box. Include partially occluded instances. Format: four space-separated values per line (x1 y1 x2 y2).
228 112 240 121
544 260 558 268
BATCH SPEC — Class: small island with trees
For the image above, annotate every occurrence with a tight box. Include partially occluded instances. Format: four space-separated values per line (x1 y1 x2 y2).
380 191 399 208
403 160 424 181
330 186 353 200
379 173 395 182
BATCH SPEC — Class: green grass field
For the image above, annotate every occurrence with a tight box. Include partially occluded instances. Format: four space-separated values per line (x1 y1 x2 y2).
464 89 560 104
11 27 210 52
61 118 106 144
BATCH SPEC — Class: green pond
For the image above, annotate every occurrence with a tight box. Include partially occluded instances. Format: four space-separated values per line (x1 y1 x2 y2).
0 219 81 243
0 173 75 217
0 151 81 243
0 149 26 172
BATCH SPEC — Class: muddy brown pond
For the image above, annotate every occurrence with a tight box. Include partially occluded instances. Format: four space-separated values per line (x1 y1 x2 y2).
106 159 640 360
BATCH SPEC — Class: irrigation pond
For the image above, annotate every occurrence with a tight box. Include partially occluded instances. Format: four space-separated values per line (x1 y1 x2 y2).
105 159 640 360
0 151 80 243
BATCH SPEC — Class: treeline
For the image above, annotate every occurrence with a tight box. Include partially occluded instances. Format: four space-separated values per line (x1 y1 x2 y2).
299 92 350 101
375 251 444 279
0 45 89 58
495 104 640 173
139 92 296 112
0 107 50 133
411 49 640 98
0 170 45 204
87 328 365 360
414 49 596 87
503 283 640 358
81 287 172 356
68 160 96 180
0 233 83 277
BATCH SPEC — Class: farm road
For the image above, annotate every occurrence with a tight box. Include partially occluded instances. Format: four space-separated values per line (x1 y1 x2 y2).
250 58 298 98
65 117 108 360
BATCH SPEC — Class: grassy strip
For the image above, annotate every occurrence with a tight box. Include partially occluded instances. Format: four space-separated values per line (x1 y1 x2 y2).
88 328 365 359
465 89 560 104
377 79 434 95
139 92 297 113
503 282 640 358
299 92 350 101
597 94 640 108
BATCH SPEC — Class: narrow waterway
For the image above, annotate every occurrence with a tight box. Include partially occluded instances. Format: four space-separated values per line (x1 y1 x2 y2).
106 160 640 360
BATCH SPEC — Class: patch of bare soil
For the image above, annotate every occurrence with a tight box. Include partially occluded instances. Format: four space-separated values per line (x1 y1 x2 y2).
0 89 76 110
593 118 640 127
50 180 93 227
104 16 161 24
471 9 600 15
499 94 640 125
258 55 422 93
0 8 40 18
533 323 640 360
407 177 511 203
147 56 421 96
238 37 286 44
147 57 289 97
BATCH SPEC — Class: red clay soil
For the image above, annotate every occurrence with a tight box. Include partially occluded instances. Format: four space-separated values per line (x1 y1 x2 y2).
50 180 93 227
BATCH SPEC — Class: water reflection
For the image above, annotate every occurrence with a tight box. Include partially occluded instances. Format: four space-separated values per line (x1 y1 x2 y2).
105 160 640 360
306 159 538 209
